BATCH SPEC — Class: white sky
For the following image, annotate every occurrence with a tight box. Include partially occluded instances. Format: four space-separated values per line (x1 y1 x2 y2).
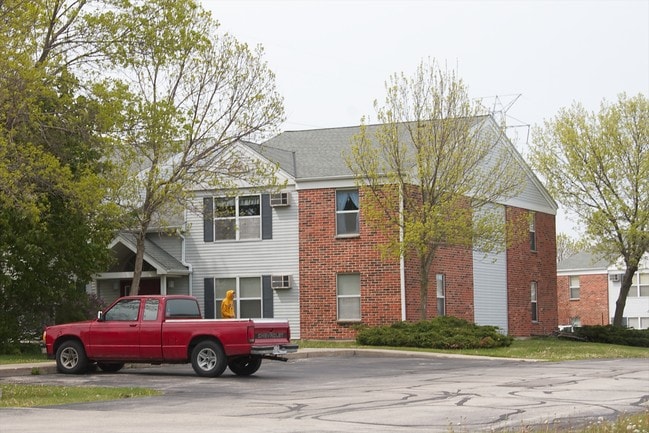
201 0 649 235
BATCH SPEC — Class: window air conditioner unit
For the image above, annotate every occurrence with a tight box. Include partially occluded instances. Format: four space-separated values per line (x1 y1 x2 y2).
609 274 621 282
270 192 290 207
271 275 292 289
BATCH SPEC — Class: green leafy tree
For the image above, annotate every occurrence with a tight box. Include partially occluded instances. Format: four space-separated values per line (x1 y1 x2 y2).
530 93 648 326
94 0 285 294
556 233 589 264
346 59 526 319
0 0 122 351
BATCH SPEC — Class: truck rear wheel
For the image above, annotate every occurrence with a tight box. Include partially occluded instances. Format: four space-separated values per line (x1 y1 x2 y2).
228 356 262 376
55 340 89 374
191 340 227 377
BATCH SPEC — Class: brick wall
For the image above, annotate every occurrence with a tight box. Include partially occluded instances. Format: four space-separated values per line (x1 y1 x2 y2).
299 188 559 339
506 208 558 336
557 274 609 326
299 188 402 339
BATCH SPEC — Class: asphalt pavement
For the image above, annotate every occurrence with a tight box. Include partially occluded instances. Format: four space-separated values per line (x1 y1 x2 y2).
1 349 648 433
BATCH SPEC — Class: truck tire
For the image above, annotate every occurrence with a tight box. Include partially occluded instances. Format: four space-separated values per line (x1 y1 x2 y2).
228 356 262 376
55 340 89 374
97 362 125 373
191 340 227 377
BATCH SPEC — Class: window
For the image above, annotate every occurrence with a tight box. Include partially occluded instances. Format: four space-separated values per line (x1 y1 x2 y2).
337 273 361 321
436 274 446 316
166 299 201 319
143 299 159 321
104 299 141 321
632 273 649 297
569 276 580 300
336 189 359 236
531 281 538 322
215 277 262 319
214 195 261 241
529 212 537 251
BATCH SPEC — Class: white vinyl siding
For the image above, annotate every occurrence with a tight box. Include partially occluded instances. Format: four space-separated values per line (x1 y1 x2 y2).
473 204 508 334
186 189 300 338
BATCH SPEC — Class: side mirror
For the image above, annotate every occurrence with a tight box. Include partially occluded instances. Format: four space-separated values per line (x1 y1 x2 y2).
97 311 104 321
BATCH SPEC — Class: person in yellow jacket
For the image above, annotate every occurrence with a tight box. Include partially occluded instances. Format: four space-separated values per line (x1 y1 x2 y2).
220 290 235 318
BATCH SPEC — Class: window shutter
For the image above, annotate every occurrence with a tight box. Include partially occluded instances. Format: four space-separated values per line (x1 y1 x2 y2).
262 275 273 318
261 194 272 240
203 197 214 242
204 278 215 319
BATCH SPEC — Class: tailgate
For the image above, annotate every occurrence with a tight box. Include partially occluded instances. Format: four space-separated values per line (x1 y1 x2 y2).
249 319 298 356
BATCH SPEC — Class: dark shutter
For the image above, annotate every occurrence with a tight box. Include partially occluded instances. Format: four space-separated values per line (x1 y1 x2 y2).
204 278 215 319
262 275 273 318
261 194 272 240
203 197 213 242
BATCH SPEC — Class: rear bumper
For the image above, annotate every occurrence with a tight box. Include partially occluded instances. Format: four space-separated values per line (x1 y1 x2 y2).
250 344 299 356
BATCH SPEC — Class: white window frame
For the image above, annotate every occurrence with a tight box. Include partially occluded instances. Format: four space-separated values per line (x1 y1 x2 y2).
436 274 446 316
529 212 537 252
213 195 261 241
214 276 262 319
335 189 360 237
337 273 361 321
531 281 538 322
569 276 580 300
632 273 649 297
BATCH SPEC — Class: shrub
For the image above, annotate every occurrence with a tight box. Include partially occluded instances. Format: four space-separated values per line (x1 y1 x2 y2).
572 325 649 348
356 317 513 349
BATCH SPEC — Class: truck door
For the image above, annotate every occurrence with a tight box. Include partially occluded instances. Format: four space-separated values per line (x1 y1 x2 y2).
87 298 142 360
139 298 163 360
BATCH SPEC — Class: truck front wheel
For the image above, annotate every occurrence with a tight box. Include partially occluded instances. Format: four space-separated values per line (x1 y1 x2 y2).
55 340 89 374
228 356 262 376
191 341 227 377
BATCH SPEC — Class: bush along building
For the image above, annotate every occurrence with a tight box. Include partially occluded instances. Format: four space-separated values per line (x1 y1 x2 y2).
91 116 558 339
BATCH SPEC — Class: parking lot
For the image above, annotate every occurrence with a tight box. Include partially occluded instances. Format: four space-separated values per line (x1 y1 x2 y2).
1 351 648 433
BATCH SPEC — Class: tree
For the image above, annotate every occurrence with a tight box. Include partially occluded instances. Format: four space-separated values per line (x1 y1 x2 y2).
556 233 588 264
530 93 648 326
0 0 123 350
95 0 285 294
346 59 525 319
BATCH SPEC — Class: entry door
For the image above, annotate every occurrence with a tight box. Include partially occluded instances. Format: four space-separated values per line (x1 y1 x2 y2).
87 299 142 360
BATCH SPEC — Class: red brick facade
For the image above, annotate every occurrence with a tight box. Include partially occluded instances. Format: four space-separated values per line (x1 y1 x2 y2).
506 208 558 336
557 274 609 326
299 188 558 339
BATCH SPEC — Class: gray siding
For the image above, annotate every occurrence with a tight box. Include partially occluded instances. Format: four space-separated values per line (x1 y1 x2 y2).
473 205 508 334
185 189 301 338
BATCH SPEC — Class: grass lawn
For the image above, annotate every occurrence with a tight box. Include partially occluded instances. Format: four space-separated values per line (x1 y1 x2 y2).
297 337 649 361
0 383 161 407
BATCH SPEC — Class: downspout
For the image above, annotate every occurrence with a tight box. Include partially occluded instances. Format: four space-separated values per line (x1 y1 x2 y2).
399 185 406 321
179 229 193 296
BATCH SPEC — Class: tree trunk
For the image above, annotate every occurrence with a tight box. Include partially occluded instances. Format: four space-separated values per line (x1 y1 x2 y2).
612 265 638 327
130 227 149 296
419 257 429 320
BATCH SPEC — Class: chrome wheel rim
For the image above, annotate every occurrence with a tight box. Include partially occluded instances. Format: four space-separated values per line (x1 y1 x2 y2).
197 348 217 371
60 347 79 369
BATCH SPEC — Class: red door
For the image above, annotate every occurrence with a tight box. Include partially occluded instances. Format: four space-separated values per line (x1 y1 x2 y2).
87 299 142 360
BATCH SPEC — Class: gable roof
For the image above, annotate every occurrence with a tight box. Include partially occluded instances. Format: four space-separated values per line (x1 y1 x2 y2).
109 232 189 275
254 116 557 213
259 125 364 179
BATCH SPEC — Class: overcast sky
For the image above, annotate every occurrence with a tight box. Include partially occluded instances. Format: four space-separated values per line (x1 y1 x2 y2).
201 0 649 235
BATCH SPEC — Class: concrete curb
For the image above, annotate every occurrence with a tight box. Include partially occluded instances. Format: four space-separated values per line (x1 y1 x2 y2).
0 348 537 378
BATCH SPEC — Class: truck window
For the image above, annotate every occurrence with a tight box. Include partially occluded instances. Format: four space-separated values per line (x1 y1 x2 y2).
104 299 141 321
166 299 201 319
143 299 159 321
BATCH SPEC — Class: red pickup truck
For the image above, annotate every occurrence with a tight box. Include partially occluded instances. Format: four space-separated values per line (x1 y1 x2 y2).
43 295 298 377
